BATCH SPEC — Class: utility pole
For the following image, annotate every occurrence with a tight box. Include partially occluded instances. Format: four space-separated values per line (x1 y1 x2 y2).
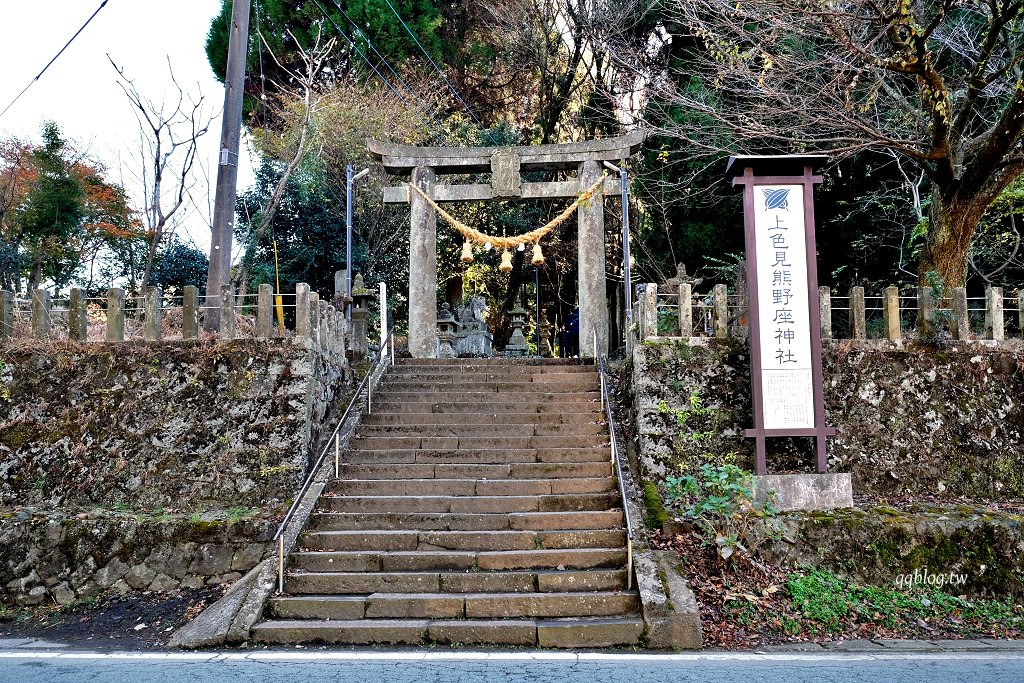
204 0 251 331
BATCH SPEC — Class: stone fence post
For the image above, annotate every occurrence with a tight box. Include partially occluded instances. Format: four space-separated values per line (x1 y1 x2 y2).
107 288 125 342
916 286 935 337
819 286 832 340
712 284 728 339
69 288 88 342
309 291 320 344
882 286 901 341
986 286 1004 341
144 286 162 341
951 287 969 340
849 286 866 340
678 283 692 338
257 284 273 338
182 286 199 340
639 284 657 341
220 284 236 339
295 283 311 338
0 290 14 340
31 288 51 340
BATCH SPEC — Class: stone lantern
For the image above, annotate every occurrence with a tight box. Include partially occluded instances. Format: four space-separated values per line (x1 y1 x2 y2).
504 305 529 357
437 303 458 358
349 274 373 359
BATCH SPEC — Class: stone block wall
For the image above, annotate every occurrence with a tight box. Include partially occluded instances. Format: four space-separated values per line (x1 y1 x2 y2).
630 338 1024 500
0 335 350 510
0 510 274 607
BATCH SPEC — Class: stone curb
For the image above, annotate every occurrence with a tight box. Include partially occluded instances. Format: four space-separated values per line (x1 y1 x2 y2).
762 638 1024 653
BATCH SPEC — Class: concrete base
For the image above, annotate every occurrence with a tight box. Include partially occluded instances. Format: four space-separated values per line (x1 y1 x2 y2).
753 473 853 511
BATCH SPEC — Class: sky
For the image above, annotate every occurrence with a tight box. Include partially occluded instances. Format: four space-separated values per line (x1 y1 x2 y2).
0 0 255 254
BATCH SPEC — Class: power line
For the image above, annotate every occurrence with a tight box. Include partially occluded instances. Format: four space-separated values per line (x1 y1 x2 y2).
327 0 452 144
380 0 494 145
309 0 448 146
0 0 111 123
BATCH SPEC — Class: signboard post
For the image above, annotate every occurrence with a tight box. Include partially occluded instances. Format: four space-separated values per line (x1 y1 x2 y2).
728 156 835 474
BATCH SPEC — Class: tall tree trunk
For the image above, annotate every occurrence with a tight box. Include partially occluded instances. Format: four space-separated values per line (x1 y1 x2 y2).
918 188 991 288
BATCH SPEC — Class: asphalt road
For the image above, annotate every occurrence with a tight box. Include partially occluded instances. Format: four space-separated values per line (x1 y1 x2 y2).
2 650 1023 683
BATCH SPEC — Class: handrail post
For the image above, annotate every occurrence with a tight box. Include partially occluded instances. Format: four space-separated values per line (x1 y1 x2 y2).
277 536 284 593
335 432 340 478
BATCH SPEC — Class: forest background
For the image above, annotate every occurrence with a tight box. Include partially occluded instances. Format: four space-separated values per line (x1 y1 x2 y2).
3 0 1023 347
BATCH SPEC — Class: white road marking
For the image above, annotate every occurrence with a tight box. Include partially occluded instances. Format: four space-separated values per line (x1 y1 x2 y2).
0 650 1021 663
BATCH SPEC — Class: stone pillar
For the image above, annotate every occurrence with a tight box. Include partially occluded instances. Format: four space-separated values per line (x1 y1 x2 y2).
986 286 1004 341
182 286 199 340
295 283 311 338
678 283 692 338
257 284 273 338
144 286 162 341
917 286 935 337
309 291 320 345
408 165 438 358
640 283 657 341
819 286 832 340
220 284 236 339
712 284 728 339
335 270 348 300
849 286 866 340
107 288 125 342
31 289 51 340
69 288 88 342
1019 291 1024 339
578 159 608 358
883 286 901 341
0 290 13 340
951 287 969 340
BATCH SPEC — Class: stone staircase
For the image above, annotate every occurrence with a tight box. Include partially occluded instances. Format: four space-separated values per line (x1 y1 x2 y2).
252 358 643 648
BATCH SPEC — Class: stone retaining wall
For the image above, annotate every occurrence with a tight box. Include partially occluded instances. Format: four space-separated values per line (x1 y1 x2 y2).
1 510 275 607
0 336 350 510
630 338 1024 500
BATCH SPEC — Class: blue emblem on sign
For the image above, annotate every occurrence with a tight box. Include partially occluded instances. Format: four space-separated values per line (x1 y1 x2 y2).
762 188 790 211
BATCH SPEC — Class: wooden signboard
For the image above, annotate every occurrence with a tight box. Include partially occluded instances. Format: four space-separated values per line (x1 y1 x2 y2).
727 156 835 474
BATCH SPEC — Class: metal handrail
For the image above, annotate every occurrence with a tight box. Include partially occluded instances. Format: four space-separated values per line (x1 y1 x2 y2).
594 330 635 591
273 325 396 592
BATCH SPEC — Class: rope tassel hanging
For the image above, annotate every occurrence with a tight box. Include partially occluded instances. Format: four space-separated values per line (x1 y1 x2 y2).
499 249 513 272
531 242 545 266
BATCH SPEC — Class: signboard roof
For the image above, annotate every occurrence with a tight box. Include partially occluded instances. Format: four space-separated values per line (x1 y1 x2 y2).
726 155 829 180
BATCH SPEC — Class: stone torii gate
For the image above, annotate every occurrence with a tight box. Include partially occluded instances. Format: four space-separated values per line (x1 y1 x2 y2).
368 131 644 359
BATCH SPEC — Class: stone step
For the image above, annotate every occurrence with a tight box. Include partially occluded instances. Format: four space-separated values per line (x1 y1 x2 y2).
386 373 598 384
383 381 600 393
283 571 630 595
342 448 610 465
397 358 593 368
252 616 644 647
356 422 608 437
373 391 601 404
326 477 617 496
338 461 614 480
360 412 583 426
306 510 624 532
288 548 627 573
269 591 638 620
348 435 610 450
299 529 627 552
320 492 620 514
369 401 602 415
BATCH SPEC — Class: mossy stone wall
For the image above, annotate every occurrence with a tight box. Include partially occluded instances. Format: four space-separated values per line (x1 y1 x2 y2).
631 338 1024 500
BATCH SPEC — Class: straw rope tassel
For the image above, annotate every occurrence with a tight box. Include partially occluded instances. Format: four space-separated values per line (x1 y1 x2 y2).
407 173 609 250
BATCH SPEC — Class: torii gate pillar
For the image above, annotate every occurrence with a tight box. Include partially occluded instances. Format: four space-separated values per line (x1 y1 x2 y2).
408 166 437 358
578 160 608 358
